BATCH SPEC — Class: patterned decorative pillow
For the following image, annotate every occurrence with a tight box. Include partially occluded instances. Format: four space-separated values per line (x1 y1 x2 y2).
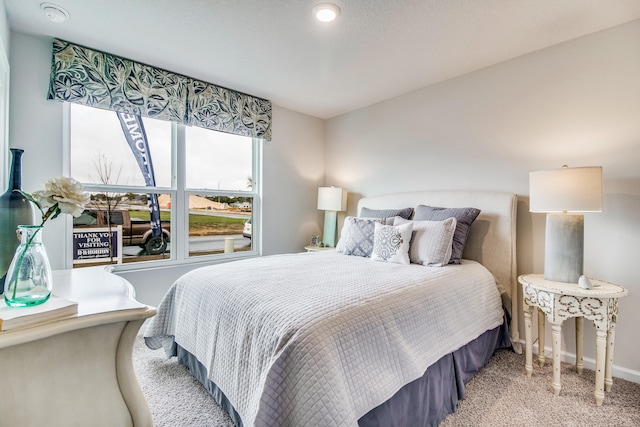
336 217 383 257
360 206 413 221
413 205 481 264
394 217 457 266
371 222 413 265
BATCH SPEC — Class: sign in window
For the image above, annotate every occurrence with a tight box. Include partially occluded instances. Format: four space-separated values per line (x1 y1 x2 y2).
72 226 123 265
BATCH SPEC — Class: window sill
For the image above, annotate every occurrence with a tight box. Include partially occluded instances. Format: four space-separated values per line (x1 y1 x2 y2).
106 250 260 274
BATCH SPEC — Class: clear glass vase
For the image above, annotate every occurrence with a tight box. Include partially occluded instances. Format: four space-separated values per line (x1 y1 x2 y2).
4 225 52 307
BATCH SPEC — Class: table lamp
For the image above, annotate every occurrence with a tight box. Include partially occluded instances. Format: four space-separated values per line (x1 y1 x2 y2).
317 187 347 247
529 166 603 283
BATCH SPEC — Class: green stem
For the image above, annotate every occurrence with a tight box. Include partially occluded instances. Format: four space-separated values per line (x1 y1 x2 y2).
10 226 42 300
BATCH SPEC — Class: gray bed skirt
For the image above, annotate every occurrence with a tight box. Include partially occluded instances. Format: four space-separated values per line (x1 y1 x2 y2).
175 313 511 427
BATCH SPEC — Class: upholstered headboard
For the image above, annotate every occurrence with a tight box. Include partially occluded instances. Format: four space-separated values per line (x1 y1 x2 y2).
357 190 520 351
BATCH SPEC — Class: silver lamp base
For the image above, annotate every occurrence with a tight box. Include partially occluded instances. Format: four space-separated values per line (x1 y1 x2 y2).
544 213 584 283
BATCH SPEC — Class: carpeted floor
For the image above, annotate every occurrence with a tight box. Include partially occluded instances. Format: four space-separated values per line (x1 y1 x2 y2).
133 335 640 426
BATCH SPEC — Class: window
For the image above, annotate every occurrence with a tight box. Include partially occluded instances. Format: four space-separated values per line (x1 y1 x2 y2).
68 103 260 268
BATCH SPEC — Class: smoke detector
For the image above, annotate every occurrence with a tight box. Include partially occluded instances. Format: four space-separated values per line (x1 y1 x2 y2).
41 3 70 23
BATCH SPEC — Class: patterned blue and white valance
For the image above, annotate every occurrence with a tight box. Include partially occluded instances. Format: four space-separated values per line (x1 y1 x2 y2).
187 79 272 139
47 39 272 141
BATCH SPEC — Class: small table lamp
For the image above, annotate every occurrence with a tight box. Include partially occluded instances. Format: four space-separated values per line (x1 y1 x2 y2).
529 166 603 283
317 187 347 247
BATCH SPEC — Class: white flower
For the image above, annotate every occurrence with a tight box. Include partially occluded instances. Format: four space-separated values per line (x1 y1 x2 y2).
22 176 89 225
33 177 90 218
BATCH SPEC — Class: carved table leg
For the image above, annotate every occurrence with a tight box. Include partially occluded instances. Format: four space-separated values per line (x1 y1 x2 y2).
551 323 562 396
575 316 584 374
524 301 534 377
537 308 545 366
605 323 617 392
595 329 607 406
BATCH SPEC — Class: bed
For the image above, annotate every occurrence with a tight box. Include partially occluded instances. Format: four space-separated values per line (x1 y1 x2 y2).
145 190 520 427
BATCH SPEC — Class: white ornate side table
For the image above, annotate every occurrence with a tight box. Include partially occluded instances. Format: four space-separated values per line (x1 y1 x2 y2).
518 274 627 406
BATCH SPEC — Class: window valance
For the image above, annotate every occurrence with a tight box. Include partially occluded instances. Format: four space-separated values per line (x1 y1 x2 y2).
47 39 272 140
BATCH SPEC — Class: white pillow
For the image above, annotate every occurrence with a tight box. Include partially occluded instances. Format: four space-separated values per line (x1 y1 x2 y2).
394 217 457 267
371 221 413 265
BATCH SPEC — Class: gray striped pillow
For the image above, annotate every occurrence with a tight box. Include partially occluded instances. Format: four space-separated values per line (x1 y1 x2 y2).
359 207 413 220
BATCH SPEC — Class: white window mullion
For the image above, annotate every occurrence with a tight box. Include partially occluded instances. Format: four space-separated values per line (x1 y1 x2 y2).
174 124 187 261
63 103 73 268
253 138 262 255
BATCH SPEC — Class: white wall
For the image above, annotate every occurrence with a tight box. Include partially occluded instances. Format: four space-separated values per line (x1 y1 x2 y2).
325 21 640 381
0 1 9 188
8 33 66 269
0 2 7 50
262 105 325 256
7 32 325 306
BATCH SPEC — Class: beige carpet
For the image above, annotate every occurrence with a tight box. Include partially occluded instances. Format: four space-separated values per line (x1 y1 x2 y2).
440 348 640 427
133 336 640 426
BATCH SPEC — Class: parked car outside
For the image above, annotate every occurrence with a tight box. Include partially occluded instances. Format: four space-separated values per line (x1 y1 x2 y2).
243 218 252 238
74 208 170 255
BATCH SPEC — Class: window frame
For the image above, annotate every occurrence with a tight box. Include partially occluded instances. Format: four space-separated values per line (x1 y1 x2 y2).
62 103 262 271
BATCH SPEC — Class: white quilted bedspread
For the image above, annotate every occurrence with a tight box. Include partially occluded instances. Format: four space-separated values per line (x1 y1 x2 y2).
145 251 503 427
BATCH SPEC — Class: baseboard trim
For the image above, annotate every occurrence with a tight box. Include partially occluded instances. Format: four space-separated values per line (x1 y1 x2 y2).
517 340 640 384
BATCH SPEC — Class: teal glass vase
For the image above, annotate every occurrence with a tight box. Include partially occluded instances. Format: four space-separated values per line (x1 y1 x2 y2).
0 148 35 294
4 225 52 307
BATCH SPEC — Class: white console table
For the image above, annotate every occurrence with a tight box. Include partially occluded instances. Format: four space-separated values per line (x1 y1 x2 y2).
0 267 156 427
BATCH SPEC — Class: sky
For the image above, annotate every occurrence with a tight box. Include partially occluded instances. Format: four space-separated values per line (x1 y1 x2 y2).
70 104 252 191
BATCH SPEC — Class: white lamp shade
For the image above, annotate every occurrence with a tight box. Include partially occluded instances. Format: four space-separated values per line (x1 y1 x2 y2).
529 166 603 213
317 187 347 211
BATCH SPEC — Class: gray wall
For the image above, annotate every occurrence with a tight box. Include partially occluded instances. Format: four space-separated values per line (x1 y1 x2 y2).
325 21 640 381
7 32 325 307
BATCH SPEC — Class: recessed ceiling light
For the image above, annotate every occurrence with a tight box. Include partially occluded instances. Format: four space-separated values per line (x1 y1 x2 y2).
40 3 70 23
313 3 341 23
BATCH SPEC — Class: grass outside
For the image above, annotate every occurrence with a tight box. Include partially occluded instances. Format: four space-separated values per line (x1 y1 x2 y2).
128 210 247 236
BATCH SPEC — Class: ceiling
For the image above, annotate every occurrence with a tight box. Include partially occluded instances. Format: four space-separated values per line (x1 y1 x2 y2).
5 0 640 119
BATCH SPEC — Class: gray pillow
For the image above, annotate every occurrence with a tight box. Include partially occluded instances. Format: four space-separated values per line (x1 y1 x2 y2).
336 216 382 257
359 207 413 220
413 205 481 264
